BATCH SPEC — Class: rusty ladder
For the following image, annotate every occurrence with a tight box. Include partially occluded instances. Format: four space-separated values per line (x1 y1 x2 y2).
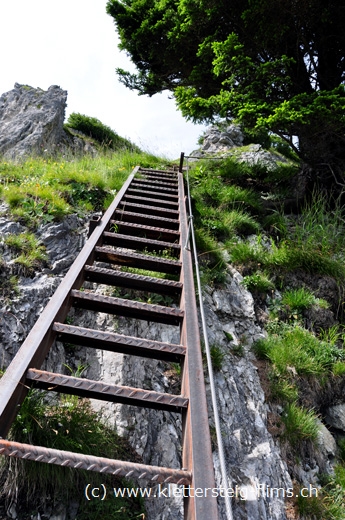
0 166 218 519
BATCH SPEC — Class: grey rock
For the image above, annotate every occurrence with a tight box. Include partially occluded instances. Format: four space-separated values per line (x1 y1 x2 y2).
191 125 289 174
37 213 90 273
193 125 243 156
238 144 288 172
0 83 97 160
325 403 345 431
0 84 67 159
316 420 337 459
226 124 244 146
0 219 26 236
49 504 66 520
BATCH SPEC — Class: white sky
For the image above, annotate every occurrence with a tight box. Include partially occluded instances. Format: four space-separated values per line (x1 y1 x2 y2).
0 0 206 159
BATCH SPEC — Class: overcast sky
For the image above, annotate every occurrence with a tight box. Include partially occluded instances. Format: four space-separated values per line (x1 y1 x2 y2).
0 0 206 159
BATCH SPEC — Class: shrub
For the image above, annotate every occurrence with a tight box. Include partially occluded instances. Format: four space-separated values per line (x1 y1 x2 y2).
241 272 274 293
66 113 138 151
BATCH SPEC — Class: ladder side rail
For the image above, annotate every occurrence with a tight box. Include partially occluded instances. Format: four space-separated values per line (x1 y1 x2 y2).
0 168 138 438
178 173 219 520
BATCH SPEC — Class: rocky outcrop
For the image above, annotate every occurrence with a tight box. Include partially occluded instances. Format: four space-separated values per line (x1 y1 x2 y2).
197 124 244 153
191 125 289 171
0 208 90 369
325 404 345 431
0 84 95 159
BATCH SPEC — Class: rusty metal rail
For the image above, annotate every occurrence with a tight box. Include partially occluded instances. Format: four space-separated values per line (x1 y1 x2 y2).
0 165 218 519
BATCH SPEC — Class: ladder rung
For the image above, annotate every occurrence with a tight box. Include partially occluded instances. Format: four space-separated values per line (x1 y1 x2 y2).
139 168 178 177
141 174 178 185
126 188 178 201
103 232 181 257
53 322 185 361
26 369 188 412
84 265 183 295
123 194 179 210
110 220 180 242
71 290 184 325
138 177 178 188
114 210 179 230
138 168 178 180
131 180 178 193
0 439 191 484
119 201 179 219
95 246 182 274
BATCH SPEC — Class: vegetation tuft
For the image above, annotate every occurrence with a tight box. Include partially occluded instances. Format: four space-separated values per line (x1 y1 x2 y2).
0 391 145 519
4 233 47 274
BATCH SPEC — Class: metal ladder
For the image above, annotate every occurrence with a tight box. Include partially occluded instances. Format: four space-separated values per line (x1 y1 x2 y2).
0 166 218 519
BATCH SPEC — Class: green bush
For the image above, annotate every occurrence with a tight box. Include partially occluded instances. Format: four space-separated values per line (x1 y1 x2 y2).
66 113 139 151
241 272 274 293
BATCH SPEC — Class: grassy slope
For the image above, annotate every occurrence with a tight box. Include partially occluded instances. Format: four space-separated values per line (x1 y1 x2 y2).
188 152 345 519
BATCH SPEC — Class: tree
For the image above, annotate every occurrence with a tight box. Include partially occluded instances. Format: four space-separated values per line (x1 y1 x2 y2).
107 0 345 185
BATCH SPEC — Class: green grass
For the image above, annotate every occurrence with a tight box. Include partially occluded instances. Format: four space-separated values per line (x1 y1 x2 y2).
288 192 345 257
4 233 48 274
254 324 345 377
229 237 345 279
209 345 225 371
241 272 274 293
0 390 145 518
281 287 323 311
317 465 345 519
282 402 320 445
0 151 166 228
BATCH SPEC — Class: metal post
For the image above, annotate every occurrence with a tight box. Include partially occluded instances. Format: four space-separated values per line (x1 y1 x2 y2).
179 152 185 173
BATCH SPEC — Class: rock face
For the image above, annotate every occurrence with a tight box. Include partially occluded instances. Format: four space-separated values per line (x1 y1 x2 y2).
0 84 95 159
0 84 67 159
325 404 345 431
198 124 244 153
0 209 90 369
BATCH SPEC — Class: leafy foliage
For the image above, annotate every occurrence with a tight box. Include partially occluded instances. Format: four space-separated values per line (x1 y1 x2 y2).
108 0 345 181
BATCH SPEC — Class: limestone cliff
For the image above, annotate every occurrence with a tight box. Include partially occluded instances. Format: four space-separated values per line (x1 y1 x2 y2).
0 84 93 159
